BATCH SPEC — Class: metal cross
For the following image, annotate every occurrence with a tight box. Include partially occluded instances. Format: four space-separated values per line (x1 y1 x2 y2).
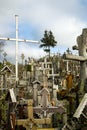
0 15 39 85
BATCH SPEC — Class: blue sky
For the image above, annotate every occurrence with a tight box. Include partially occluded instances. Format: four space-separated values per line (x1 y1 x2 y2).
0 0 87 63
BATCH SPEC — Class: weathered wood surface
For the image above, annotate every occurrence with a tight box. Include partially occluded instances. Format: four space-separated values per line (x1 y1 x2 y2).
73 93 87 118
63 54 87 61
15 99 51 130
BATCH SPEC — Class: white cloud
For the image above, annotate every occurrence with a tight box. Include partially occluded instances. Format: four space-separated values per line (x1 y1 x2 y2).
18 43 46 59
3 42 46 63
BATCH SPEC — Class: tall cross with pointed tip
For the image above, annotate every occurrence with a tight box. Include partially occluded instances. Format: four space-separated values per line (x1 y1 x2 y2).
0 15 39 85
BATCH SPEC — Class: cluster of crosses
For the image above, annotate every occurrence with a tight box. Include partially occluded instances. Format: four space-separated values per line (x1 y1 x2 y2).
7 87 65 130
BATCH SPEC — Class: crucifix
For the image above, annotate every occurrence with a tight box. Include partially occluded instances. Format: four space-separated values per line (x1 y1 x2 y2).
0 15 38 86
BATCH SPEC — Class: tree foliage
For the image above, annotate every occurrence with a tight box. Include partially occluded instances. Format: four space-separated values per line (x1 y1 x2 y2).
0 62 4 69
0 94 7 126
40 30 57 53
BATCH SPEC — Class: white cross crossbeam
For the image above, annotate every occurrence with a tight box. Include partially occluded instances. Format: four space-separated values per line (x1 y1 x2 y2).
0 37 38 43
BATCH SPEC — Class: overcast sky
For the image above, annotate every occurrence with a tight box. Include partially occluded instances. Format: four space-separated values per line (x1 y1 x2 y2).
0 0 87 63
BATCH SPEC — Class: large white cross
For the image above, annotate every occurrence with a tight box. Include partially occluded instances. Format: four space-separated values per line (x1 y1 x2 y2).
0 15 39 85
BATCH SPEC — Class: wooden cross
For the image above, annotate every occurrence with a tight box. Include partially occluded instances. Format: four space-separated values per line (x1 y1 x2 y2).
34 87 65 118
47 67 59 86
73 93 87 119
40 57 50 87
0 15 38 85
15 99 51 130
63 29 87 81
10 88 65 130
47 65 59 97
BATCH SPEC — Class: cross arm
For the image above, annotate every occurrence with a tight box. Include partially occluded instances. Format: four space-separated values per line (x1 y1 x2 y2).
63 53 87 61
47 106 66 114
34 106 65 116
16 119 28 126
47 74 59 77
16 118 51 126
33 107 42 114
0 37 39 43
34 118 51 124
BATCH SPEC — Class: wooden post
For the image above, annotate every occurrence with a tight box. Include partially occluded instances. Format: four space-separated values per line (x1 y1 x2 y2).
10 112 16 130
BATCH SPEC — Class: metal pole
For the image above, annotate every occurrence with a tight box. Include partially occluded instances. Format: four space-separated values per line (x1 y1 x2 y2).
15 15 19 84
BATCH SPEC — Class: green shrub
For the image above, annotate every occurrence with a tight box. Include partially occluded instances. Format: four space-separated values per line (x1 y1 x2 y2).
0 94 7 125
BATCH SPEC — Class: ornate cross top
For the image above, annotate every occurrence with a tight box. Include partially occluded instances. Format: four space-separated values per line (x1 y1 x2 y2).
34 87 65 118
41 87 50 109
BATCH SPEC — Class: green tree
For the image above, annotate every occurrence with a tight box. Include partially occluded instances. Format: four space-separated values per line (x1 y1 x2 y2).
0 94 7 126
40 30 57 56
0 62 4 69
